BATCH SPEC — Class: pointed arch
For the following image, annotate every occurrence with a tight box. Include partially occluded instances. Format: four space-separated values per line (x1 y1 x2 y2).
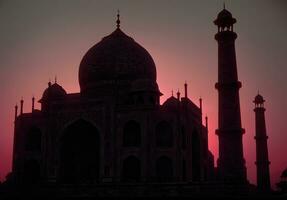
59 119 100 184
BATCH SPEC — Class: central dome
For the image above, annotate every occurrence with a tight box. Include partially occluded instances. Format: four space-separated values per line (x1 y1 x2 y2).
79 27 157 93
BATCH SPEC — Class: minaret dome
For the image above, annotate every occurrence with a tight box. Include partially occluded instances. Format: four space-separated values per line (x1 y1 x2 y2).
214 8 237 32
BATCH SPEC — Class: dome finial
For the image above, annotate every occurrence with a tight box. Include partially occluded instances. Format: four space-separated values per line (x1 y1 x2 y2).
223 1 226 9
116 9 120 29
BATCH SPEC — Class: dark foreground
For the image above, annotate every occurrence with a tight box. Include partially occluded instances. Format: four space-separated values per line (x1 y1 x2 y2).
0 182 286 199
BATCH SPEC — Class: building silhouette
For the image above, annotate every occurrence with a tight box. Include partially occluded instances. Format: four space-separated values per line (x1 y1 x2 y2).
7 7 272 197
254 93 271 191
214 7 247 183
12 12 214 185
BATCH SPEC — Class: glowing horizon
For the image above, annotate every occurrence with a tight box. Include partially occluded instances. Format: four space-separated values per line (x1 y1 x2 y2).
0 0 286 189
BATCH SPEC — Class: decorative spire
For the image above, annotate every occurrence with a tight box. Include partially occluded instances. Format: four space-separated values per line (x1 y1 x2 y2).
205 115 208 131
184 81 188 98
55 76 57 84
171 90 174 97
199 97 202 113
223 1 226 9
116 9 120 29
20 97 24 115
32 96 35 112
14 104 18 121
177 89 180 100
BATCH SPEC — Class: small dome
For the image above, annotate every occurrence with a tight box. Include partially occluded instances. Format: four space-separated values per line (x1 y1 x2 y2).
79 28 157 93
40 82 67 102
217 9 232 19
162 96 179 111
254 94 265 104
214 8 236 27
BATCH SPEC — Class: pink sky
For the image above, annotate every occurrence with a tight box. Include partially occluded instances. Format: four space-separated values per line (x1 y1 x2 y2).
0 0 286 188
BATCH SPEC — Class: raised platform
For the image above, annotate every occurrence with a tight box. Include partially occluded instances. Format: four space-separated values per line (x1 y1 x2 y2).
1 181 281 199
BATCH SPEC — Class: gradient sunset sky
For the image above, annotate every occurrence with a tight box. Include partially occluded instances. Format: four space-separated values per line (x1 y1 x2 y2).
0 0 286 188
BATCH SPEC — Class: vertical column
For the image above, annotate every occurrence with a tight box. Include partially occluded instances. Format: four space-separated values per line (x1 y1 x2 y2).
254 94 271 191
214 8 246 182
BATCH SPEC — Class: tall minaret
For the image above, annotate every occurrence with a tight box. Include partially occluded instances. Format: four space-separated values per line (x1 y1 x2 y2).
214 7 247 182
254 93 271 191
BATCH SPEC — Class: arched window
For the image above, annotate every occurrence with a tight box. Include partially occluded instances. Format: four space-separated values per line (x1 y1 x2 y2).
122 156 141 182
123 121 141 147
192 129 201 181
156 121 173 148
25 127 42 152
156 156 173 182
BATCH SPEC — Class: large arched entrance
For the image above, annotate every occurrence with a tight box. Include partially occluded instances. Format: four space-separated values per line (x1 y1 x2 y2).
59 119 100 184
